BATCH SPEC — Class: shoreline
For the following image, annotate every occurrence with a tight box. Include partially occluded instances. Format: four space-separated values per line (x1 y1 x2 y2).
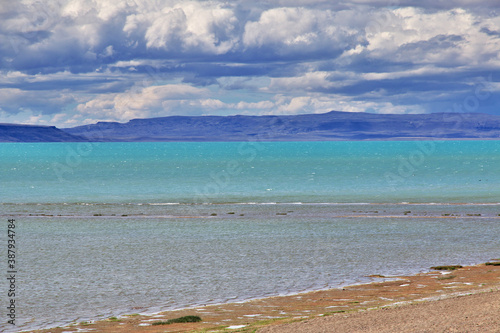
7 203 500 333
23 261 500 333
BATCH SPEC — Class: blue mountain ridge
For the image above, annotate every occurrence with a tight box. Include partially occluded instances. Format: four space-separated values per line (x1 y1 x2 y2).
0 123 87 142
63 110 500 142
2 111 500 142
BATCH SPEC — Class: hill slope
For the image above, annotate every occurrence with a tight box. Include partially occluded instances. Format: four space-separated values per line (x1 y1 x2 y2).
0 124 88 142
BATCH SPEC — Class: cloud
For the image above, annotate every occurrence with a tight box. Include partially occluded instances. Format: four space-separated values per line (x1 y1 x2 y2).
344 0 500 10
360 7 500 67
0 87 77 115
75 83 209 121
143 2 239 54
268 71 346 92
1 1 500 126
243 7 364 59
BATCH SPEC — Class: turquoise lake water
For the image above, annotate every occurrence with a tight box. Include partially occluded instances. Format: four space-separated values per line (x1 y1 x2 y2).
0 141 499 331
2 140 500 204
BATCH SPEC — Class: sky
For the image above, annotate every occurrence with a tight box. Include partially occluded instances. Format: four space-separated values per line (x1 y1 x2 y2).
1 0 500 128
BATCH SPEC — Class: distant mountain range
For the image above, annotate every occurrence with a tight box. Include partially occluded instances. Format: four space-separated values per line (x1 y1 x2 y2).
0 124 87 142
2 111 500 142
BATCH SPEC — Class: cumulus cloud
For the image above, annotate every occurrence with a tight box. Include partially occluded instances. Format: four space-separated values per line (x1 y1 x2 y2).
1 0 500 126
75 83 209 121
243 7 364 58
146 2 238 54
360 7 500 67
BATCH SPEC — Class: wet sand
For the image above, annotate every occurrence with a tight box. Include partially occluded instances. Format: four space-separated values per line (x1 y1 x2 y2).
26 262 500 333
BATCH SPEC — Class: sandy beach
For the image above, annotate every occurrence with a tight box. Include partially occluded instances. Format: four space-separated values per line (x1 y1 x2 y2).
26 261 500 333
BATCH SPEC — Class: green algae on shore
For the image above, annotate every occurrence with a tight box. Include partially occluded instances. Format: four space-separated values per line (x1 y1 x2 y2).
430 265 463 271
151 315 202 325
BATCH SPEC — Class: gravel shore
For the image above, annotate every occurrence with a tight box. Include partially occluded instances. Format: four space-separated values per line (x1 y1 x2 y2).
259 290 500 332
